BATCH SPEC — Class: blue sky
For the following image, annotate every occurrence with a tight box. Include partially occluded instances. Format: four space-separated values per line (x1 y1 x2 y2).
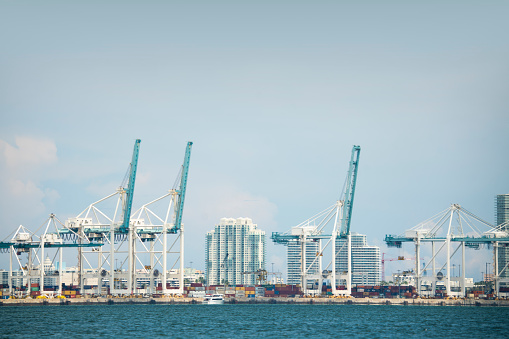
1 1 508 280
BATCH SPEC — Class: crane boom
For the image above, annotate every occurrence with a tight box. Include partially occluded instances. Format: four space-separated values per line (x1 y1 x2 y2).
121 139 141 232
340 145 361 236
174 141 193 231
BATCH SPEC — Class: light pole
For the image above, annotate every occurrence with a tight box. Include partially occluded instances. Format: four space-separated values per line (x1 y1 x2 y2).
397 270 401 297
486 262 491 293
481 271 484 293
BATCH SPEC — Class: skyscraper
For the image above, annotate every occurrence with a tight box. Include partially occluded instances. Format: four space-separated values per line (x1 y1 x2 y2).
335 233 380 285
496 194 509 279
205 217 266 286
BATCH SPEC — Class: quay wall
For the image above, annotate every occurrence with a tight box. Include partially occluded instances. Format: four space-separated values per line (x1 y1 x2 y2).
1 297 508 307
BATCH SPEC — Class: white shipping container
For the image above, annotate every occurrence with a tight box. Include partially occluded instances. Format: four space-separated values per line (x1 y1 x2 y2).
191 291 206 298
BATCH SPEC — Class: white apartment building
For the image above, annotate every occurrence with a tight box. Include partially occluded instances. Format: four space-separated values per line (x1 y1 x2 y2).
335 233 380 286
496 194 509 279
205 217 266 286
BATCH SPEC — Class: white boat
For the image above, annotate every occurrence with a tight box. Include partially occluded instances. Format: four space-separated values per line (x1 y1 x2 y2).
203 294 224 305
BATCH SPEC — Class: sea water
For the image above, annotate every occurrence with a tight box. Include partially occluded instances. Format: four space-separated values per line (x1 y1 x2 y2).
1 304 508 338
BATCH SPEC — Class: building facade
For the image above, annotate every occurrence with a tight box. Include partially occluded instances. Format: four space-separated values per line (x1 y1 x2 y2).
496 194 509 279
205 218 266 286
286 226 320 285
335 233 380 286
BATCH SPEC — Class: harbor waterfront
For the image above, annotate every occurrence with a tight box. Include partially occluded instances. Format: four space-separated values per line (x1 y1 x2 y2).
2 296 509 307
1 303 508 339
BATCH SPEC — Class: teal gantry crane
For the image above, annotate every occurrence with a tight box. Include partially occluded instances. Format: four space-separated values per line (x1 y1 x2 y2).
385 204 509 297
271 145 361 296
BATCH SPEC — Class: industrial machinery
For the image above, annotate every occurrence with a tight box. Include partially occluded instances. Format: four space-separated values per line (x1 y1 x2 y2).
385 204 509 297
272 145 361 296
0 140 194 298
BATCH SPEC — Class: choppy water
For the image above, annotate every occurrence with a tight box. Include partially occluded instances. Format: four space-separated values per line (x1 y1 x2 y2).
1 304 508 338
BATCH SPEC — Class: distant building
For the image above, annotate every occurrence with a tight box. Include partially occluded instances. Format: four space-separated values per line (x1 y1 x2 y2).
205 218 266 286
286 226 319 285
335 233 380 286
496 194 509 279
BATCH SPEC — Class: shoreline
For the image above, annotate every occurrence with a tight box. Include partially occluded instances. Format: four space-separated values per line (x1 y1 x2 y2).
1 297 508 307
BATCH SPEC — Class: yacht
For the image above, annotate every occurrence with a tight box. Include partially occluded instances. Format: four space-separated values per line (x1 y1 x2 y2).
203 294 224 305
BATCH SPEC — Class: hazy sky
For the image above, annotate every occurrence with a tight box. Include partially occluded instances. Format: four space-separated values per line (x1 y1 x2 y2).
1 1 508 280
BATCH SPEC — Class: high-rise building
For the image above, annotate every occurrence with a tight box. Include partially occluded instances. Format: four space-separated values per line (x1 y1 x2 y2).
335 233 380 286
286 226 320 285
496 194 509 228
205 217 266 286
496 194 509 279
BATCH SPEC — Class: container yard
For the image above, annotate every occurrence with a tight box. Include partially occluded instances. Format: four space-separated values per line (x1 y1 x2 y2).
2 282 508 304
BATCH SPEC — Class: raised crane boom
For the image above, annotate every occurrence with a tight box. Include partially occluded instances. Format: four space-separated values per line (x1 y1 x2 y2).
340 145 360 237
121 139 141 232
173 141 193 231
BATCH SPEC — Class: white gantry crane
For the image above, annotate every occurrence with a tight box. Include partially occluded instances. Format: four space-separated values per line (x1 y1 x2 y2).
385 204 509 298
272 145 361 296
0 214 102 298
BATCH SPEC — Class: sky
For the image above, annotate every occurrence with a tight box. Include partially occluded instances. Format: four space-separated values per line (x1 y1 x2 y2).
1 1 508 281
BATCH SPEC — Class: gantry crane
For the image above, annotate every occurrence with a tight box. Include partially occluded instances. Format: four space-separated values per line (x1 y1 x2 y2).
127 141 193 295
271 145 361 296
385 204 509 297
